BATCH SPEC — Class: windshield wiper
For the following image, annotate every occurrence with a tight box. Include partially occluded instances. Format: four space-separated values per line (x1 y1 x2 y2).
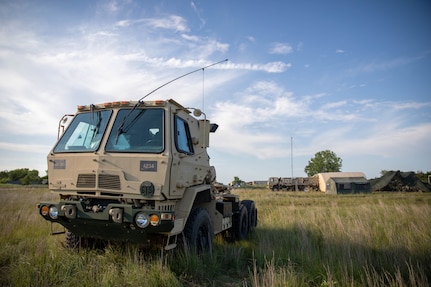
115 106 146 143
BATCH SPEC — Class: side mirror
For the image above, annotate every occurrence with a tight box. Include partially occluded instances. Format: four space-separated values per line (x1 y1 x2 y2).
210 124 218 133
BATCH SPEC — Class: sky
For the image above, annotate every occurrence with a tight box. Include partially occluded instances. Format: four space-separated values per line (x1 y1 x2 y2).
0 0 430 184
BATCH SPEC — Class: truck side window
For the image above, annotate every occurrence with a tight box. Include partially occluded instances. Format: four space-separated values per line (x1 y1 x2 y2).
174 116 194 155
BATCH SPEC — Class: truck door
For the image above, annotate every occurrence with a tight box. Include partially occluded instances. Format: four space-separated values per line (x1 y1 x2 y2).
169 114 199 198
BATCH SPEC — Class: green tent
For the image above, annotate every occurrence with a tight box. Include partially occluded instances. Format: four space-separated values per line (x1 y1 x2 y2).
370 170 430 192
326 177 370 194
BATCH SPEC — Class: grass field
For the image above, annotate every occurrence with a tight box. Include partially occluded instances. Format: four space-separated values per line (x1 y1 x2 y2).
1 186 430 286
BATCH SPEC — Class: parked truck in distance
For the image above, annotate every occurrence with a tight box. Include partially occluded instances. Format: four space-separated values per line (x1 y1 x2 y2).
267 176 318 191
38 99 257 253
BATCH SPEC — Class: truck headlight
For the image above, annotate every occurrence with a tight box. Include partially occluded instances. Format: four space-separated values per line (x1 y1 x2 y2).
135 212 149 228
48 206 59 219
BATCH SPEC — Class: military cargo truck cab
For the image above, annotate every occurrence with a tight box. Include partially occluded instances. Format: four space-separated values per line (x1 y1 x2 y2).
38 99 257 252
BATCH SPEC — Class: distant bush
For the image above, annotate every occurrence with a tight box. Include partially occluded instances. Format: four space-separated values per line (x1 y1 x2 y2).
0 168 43 185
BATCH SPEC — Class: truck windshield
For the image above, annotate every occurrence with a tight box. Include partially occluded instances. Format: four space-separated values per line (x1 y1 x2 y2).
105 108 164 153
53 110 112 153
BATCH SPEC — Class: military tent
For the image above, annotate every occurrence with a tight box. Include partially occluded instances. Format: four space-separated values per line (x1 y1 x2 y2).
316 172 370 194
370 170 430 192
326 177 370 194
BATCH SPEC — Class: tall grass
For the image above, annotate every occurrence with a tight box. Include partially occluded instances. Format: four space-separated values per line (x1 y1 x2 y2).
1 186 430 286
245 190 431 286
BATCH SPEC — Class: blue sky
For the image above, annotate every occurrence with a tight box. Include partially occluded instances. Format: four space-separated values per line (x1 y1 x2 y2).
0 0 430 184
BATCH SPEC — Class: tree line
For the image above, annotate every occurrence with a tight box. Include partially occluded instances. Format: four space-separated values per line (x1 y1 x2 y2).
0 168 46 185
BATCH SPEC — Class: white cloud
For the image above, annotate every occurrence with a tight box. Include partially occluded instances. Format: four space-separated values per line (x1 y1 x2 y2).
210 81 307 158
391 101 431 111
348 52 430 74
224 61 291 73
147 15 189 32
209 76 431 167
321 122 431 158
0 142 52 153
269 42 293 55
193 38 229 58
115 15 189 32
191 1 206 28
321 100 348 109
104 0 120 13
246 36 256 43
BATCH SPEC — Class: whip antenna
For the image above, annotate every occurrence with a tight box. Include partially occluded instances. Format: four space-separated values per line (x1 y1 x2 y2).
138 58 228 102
117 59 228 138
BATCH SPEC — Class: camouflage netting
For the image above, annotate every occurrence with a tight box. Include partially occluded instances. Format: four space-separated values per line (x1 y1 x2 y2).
370 170 431 192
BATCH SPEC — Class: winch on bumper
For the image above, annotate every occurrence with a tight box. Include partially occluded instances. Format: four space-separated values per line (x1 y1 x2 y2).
38 201 175 242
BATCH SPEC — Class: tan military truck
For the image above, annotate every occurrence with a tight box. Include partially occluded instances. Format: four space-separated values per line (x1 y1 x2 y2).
267 177 293 191
268 176 319 191
38 99 257 252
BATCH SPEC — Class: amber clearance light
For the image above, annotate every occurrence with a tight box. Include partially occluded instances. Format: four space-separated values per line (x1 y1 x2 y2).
40 205 49 216
150 214 159 226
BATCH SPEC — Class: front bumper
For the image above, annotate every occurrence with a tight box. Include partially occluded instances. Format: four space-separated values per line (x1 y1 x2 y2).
38 201 174 243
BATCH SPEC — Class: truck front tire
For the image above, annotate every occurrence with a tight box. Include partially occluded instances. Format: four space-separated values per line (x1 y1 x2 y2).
65 230 100 249
65 231 80 249
183 207 213 254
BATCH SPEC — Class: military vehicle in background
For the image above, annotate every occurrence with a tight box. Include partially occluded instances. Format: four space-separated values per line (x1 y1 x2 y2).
267 176 318 191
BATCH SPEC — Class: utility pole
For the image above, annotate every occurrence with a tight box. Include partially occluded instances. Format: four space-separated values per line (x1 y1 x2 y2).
290 137 298 191
291 137 297 191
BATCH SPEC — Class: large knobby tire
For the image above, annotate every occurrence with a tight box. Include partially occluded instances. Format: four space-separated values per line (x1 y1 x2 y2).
233 204 249 241
242 200 257 233
65 231 80 249
183 207 213 254
65 230 101 249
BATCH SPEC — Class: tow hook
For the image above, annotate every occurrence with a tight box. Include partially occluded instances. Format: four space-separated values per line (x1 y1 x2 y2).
62 205 77 219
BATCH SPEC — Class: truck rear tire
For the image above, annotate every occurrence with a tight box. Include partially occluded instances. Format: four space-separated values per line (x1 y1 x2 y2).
241 200 257 232
233 204 248 240
183 207 213 254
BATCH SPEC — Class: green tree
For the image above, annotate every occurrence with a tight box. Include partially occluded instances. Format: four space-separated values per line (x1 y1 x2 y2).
0 170 8 184
0 168 42 185
304 150 342 177
232 176 242 186
21 169 41 185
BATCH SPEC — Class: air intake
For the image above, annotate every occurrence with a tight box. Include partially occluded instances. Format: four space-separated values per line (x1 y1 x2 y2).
98 174 121 190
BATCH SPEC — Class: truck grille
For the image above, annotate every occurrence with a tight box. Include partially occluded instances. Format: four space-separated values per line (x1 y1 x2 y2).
76 174 96 188
98 174 121 190
76 174 121 190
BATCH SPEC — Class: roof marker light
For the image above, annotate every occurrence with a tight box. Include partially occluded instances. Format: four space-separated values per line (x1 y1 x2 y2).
121 101 130 106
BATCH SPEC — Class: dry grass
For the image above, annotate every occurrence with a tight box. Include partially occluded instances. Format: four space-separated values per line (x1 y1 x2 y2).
1 186 430 286
241 189 431 286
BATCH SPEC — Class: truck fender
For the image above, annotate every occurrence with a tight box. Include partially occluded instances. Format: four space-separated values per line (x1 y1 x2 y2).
169 184 212 235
